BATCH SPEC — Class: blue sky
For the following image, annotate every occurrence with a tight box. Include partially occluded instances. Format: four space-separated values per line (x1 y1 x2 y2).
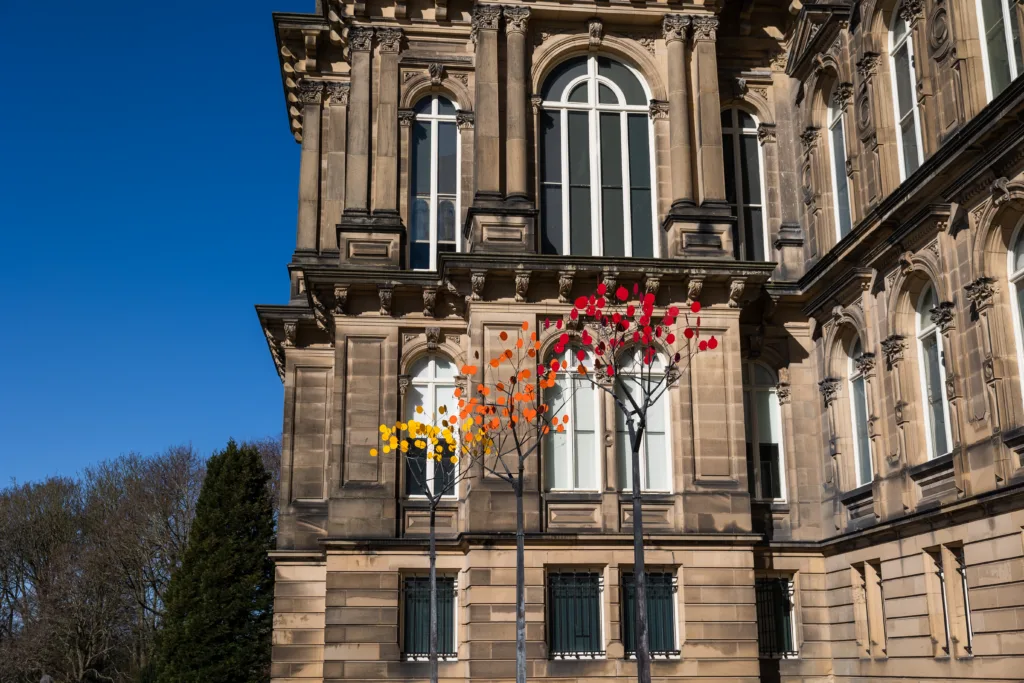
0 0 312 482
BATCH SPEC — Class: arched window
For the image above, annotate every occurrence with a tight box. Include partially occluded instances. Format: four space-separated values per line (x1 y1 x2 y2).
410 95 459 271
615 353 670 491
743 363 787 501
722 108 768 261
977 0 1024 101
1007 220 1024 407
916 283 952 460
889 7 924 179
404 354 458 496
539 55 656 258
848 338 873 487
543 347 600 491
828 85 853 240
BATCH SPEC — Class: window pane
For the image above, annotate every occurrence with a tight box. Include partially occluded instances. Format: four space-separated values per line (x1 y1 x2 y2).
922 334 949 457
901 119 920 176
600 113 625 257
568 111 592 255
738 110 756 128
759 443 781 499
542 186 563 255
597 57 646 104
412 121 431 194
541 56 588 101
1011 0 1024 75
622 573 677 656
540 111 563 255
721 109 734 128
982 0 1012 95
435 356 455 379
754 364 776 386
852 376 872 485
744 207 765 261
437 200 456 243
410 199 431 270
602 189 625 256
541 111 562 183
569 83 589 103
740 133 762 204
436 96 455 115
600 113 623 186
646 431 669 489
576 429 598 490
568 112 591 186
414 97 433 114
437 122 457 195
598 83 618 104
831 120 853 237
627 114 654 258
723 132 737 205
630 189 653 258
893 44 915 119
755 390 774 445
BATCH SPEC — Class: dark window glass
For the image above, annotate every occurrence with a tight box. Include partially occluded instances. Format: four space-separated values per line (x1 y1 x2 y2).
740 134 762 204
597 57 646 104
627 114 653 258
406 446 428 496
568 83 589 103
738 110 756 128
744 207 765 261
759 443 781 499
921 334 949 456
830 119 852 237
541 56 588 101
721 109 734 128
852 375 872 485
410 199 431 270
723 133 737 205
599 83 618 104
548 572 603 657
622 572 678 657
403 576 456 658
437 123 458 196
981 0 1012 95
755 578 796 658
600 113 625 257
438 200 456 243
568 112 592 255
436 96 456 116
412 121 432 193
414 97 433 114
540 111 563 255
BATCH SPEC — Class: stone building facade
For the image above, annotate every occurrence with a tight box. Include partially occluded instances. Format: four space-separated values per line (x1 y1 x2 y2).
257 0 1024 681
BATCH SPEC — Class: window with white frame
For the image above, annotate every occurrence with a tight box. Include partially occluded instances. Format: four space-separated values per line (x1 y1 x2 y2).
848 338 873 487
1007 220 1024 409
539 55 657 258
410 95 459 270
743 362 787 501
722 108 769 261
404 354 458 496
977 0 1024 101
615 353 670 492
916 283 953 460
543 347 600 491
755 576 798 659
547 571 604 658
890 6 924 180
402 575 457 660
828 86 853 240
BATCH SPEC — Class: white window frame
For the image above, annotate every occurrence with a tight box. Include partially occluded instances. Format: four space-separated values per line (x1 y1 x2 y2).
410 95 461 271
889 6 925 181
828 89 853 241
743 362 788 503
848 339 874 488
976 0 1023 102
615 354 673 493
405 354 459 498
916 284 953 461
721 107 770 261
401 574 459 662
544 347 602 492
1007 217 1024 412
540 55 659 257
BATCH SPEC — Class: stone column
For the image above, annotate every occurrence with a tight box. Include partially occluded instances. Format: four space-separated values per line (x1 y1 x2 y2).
472 5 503 202
343 27 374 217
373 28 403 218
504 6 530 202
663 15 694 210
295 81 323 253
321 82 350 252
690 15 727 206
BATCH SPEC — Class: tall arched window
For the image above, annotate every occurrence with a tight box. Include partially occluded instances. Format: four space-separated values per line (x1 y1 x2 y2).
1007 220 1024 407
890 7 924 180
828 86 853 240
543 347 600 491
848 338 873 487
539 55 657 258
743 363 787 501
410 95 459 271
405 354 458 496
615 353 670 491
722 108 768 261
916 283 952 460
977 0 1024 100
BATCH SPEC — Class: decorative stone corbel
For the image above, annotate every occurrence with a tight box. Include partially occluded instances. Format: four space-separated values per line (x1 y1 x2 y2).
855 352 876 376
819 378 840 406
930 301 955 333
965 276 996 313
645 275 661 297
398 109 415 127
378 284 394 316
776 381 792 404
602 270 618 294
423 286 438 317
687 276 704 303
648 100 669 120
991 177 1012 206
558 270 574 303
456 111 475 129
530 95 542 114
470 271 486 301
283 322 298 347
756 123 777 145
310 289 333 337
398 374 411 396
515 270 531 302
588 18 603 50
728 278 746 308
263 326 286 382
334 285 348 315
880 335 906 369
428 62 445 86
425 326 442 350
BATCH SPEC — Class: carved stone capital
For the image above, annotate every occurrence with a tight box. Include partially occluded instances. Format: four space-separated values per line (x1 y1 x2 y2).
855 352 876 376
819 377 840 406
324 81 350 106
881 335 906 369
663 14 691 43
297 80 323 105
645 275 661 296
456 111 475 129
757 123 777 145
690 15 718 42
930 301 955 332
558 270 574 303
602 271 618 294
376 28 403 53
898 0 924 24
965 276 996 311
423 286 438 317
776 381 792 404
856 52 881 79
472 5 502 32
800 127 820 152
649 100 669 120
378 284 394 316
504 6 530 34
531 95 543 113
398 109 415 127
349 26 374 52
831 82 854 109
515 270 531 302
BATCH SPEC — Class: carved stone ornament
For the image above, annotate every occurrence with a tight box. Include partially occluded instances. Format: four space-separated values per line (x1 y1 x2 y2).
456 111 475 129
283 322 298 347
515 270 531 302
324 81 350 106
398 109 415 127
558 271 574 303
930 301 955 332
297 81 323 105
819 378 841 406
663 14 691 43
856 52 881 79
452 73 468 86
428 62 445 86
880 335 906 369
377 28 403 53
378 284 394 316
645 276 661 296
349 27 374 52
757 123 777 145
423 286 438 317
728 278 746 308
264 326 285 381
649 100 670 120
965 276 996 309
472 4 502 42
800 127 820 152
398 374 411 396
690 15 718 42
602 271 618 294
504 6 530 35
310 289 332 336
531 95 543 113
776 382 792 404
855 352 876 376
425 326 442 350
470 271 486 301
588 18 603 49
687 277 704 303
991 176 1012 206
334 285 348 315
898 0 924 24
831 82 854 109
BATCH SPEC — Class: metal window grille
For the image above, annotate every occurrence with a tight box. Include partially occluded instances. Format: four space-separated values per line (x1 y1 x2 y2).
548 572 604 658
755 578 797 659
931 550 952 654
952 547 973 654
621 572 679 657
403 576 456 659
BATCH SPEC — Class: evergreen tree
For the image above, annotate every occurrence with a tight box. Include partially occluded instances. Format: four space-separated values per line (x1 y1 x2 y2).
153 440 275 683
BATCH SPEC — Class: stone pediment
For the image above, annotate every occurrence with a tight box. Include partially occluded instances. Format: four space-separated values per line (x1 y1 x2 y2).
787 2 851 79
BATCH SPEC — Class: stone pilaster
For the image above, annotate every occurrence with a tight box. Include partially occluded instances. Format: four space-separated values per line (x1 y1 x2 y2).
373 28 403 219
321 82 350 253
472 5 502 202
504 6 530 202
690 15 727 206
343 27 373 218
295 81 323 254
663 15 693 210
